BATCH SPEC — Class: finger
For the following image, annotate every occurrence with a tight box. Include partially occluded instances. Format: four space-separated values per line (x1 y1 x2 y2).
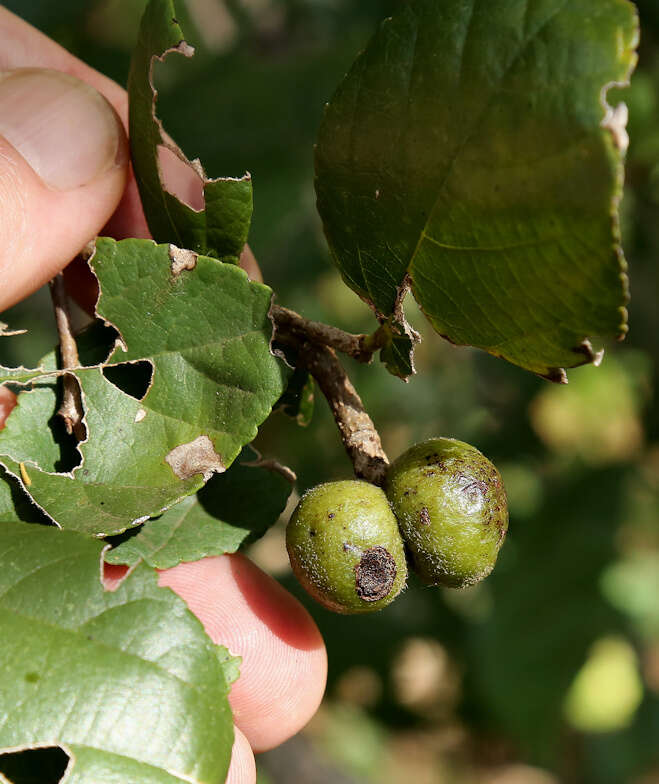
0 8 185 295
239 245 263 283
0 7 127 118
0 9 263 300
0 387 16 428
226 727 256 784
158 554 327 753
0 68 128 310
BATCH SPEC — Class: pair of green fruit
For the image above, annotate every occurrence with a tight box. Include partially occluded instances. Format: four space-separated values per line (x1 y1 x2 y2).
286 438 508 614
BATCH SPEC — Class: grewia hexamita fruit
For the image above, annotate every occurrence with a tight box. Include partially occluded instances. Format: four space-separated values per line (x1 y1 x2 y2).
286 480 407 613
386 438 508 588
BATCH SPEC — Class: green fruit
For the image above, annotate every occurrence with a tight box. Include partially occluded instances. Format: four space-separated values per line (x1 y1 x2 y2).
386 438 508 588
286 480 407 613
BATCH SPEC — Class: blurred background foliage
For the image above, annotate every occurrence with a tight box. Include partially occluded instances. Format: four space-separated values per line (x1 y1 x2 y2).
1 0 658 782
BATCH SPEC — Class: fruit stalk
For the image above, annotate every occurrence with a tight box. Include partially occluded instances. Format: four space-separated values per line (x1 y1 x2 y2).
294 339 389 485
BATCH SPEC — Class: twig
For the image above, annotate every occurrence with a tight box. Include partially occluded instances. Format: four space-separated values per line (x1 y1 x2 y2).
49 274 85 440
271 304 388 364
293 338 389 485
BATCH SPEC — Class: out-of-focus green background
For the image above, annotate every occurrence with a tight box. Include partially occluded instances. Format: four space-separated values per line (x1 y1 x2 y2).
1 1 658 782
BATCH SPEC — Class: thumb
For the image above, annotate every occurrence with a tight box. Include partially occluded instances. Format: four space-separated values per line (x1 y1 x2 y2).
0 68 128 311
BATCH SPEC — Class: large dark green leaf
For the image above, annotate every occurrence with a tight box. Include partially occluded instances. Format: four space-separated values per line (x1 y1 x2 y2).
128 0 253 259
0 522 236 783
315 0 639 380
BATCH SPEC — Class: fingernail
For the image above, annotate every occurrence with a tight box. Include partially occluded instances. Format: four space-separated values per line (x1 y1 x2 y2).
0 68 127 191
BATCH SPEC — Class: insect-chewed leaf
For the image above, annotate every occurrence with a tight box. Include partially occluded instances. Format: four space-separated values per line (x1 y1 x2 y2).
0 239 288 536
0 370 204 536
129 0 253 259
0 521 236 784
315 0 639 380
93 237 288 468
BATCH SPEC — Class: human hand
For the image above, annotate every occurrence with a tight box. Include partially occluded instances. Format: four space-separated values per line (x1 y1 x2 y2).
0 7 327 782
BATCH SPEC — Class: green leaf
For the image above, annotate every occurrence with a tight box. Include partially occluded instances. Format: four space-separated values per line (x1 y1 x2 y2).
0 370 203 536
380 332 416 381
128 0 252 259
0 384 70 471
0 240 287 535
0 521 235 783
375 316 420 381
0 366 50 386
315 0 639 380
105 447 293 569
93 238 287 474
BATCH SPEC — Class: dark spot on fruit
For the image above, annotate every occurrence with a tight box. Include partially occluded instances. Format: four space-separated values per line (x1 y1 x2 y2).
328 512 335 519
309 529 316 537
24 672 39 683
424 470 436 477
419 507 431 526
355 546 396 602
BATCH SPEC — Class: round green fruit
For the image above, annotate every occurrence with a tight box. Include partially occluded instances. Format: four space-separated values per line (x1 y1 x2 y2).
386 438 508 588
286 480 407 613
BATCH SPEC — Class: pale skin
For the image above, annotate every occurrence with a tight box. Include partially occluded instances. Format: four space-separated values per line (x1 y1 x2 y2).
0 7 327 782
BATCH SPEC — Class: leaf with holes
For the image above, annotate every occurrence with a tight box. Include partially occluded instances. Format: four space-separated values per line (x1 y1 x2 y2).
0 239 287 535
315 0 639 380
0 370 204 536
129 0 252 259
105 447 293 569
0 521 237 783
92 238 288 476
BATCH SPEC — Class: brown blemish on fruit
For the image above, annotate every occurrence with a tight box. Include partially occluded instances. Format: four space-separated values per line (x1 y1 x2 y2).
355 546 396 602
419 507 431 526
463 479 488 496
309 529 316 537
328 512 335 519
